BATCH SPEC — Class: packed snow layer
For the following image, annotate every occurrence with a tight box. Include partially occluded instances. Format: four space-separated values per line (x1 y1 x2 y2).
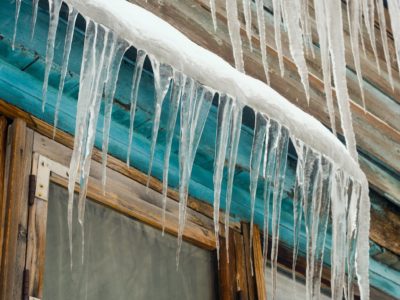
65 0 364 182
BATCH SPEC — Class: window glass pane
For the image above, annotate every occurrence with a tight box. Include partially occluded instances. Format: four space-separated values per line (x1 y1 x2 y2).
43 182 217 300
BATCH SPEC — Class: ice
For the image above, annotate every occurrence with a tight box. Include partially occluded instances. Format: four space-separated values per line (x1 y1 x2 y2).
255 0 270 83
146 57 173 187
271 0 284 76
31 0 39 41
210 0 217 31
330 169 350 299
12 0 21 50
176 81 213 266
100 35 129 189
281 0 310 102
249 112 267 273
361 0 380 74
161 71 184 234
126 49 146 166
42 0 63 111
226 0 244 72
270 122 289 300
314 0 336 135
291 139 305 281
346 0 366 110
299 0 314 58
213 95 234 262
376 0 394 90
242 0 253 50
388 0 400 77
224 101 243 259
53 7 78 138
325 0 358 161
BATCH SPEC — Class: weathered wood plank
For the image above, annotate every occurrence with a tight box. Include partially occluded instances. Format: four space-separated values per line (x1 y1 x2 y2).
0 116 8 266
242 222 256 300
233 230 249 300
252 225 266 300
0 119 33 300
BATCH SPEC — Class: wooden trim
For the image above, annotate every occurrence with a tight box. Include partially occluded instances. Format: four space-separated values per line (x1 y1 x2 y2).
0 116 8 266
0 119 33 300
242 222 256 300
252 225 266 300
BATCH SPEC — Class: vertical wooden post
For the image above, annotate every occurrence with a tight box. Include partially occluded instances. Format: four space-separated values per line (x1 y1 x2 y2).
219 231 237 300
242 222 256 300
0 116 8 266
0 119 33 300
253 225 266 300
233 230 249 300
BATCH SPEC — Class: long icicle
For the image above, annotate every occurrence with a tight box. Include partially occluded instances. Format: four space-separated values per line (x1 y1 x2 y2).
242 0 253 50
42 0 63 111
387 0 400 77
281 0 310 102
126 49 146 166
361 0 380 74
272 0 285 76
161 71 184 234
270 123 289 300
101 34 129 189
346 0 366 110
314 0 336 135
12 0 21 50
146 57 173 187
31 0 39 41
376 0 394 90
224 101 243 260
53 7 78 138
213 95 234 263
255 0 270 84
226 0 245 72
261 119 271 266
324 0 358 161
210 0 217 31
249 112 267 274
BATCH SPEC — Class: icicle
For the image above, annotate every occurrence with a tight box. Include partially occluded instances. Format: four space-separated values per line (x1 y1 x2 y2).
249 112 267 274
42 0 63 111
255 0 270 83
330 169 349 300
161 71 184 234
376 0 394 90
68 21 115 265
261 119 271 265
346 181 361 300
361 0 380 74
210 0 217 31
213 95 234 263
324 0 358 161
126 49 146 166
12 0 21 50
146 57 173 187
281 0 310 102
270 123 289 300
291 139 305 282
346 0 366 110
176 82 213 267
53 7 78 138
314 0 336 135
224 101 243 260
388 0 400 77
300 0 315 58
271 0 285 76
226 0 245 72
242 0 253 50
101 35 129 190
31 0 39 41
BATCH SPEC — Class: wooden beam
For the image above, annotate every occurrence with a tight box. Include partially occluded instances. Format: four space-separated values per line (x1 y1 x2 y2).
0 119 33 300
252 225 266 300
0 116 8 266
242 222 256 300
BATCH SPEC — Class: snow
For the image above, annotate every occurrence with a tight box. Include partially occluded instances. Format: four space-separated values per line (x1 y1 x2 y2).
62 0 364 180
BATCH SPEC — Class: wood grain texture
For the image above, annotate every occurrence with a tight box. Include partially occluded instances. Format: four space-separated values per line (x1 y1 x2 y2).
252 225 266 300
0 120 33 300
0 116 8 266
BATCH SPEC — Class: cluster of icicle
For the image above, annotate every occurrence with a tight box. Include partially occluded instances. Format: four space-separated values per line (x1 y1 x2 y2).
12 0 371 299
216 0 400 164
